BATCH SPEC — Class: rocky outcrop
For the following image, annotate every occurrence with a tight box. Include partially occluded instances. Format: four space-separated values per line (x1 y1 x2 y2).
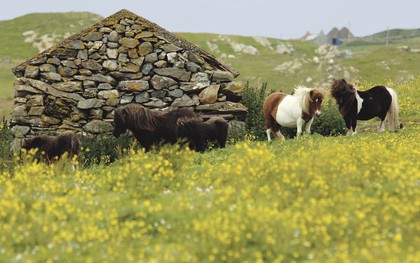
10 9 246 150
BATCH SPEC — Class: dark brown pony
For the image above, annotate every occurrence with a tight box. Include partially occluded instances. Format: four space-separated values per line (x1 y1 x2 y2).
263 86 324 141
331 79 401 135
177 116 229 152
22 131 80 163
113 104 200 151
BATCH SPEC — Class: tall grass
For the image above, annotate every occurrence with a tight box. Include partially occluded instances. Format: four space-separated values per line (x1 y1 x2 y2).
0 127 418 262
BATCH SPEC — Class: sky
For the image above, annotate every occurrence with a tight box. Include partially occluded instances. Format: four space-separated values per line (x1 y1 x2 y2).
1 0 419 39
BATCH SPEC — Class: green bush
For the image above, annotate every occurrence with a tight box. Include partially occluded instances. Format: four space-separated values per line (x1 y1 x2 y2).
312 100 346 136
79 134 137 167
0 118 13 172
241 82 269 140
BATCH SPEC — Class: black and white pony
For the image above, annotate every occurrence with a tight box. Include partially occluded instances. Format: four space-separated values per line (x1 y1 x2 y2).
330 79 401 135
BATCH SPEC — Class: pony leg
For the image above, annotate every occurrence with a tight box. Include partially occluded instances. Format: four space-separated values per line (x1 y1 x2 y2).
274 130 285 141
351 120 358 135
266 128 272 141
305 118 314 135
378 119 386 132
296 118 305 137
345 119 356 136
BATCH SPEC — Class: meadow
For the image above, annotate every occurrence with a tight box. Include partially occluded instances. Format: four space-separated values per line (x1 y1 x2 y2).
2 12 420 119
0 78 419 262
0 12 419 262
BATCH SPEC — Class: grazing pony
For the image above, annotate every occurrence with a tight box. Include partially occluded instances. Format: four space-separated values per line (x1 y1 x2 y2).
330 79 401 135
113 104 200 151
263 86 325 141
22 131 80 163
177 116 229 152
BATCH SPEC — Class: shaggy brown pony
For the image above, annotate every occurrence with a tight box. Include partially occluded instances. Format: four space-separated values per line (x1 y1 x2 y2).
177 116 229 152
113 104 200 151
22 131 80 163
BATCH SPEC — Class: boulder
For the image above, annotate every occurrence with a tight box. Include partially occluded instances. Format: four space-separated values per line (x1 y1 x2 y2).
151 75 177 90
77 99 103 109
117 80 149 92
199 85 220 104
83 120 113 134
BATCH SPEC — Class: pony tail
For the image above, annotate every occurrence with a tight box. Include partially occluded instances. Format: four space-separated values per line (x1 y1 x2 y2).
385 88 400 131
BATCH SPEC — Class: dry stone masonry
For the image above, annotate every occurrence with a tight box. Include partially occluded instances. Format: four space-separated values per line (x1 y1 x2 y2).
11 9 247 150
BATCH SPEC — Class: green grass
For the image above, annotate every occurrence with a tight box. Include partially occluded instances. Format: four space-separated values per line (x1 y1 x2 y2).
0 12 420 120
0 21 419 259
1 124 418 262
0 12 102 59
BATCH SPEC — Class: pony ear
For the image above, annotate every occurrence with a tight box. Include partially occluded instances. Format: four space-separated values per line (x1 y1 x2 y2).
309 90 315 102
338 79 346 85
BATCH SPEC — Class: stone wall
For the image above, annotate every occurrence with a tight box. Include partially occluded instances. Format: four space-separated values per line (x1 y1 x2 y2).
10 9 247 150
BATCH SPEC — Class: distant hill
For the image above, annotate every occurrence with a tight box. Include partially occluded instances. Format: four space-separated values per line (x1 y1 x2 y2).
0 12 102 59
0 12 419 100
348 28 420 46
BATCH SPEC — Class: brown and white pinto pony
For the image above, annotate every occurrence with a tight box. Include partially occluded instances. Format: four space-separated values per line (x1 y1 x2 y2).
330 79 401 135
22 131 80 163
263 86 324 141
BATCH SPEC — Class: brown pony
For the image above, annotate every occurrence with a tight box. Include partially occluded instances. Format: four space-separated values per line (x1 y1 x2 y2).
263 86 324 141
177 116 229 152
22 131 80 163
113 104 200 151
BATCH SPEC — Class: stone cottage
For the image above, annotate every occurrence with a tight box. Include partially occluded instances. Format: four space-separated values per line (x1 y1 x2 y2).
10 9 247 150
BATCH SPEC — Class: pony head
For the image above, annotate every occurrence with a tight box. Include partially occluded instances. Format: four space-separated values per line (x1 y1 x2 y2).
308 88 325 117
113 106 128 137
331 79 356 105
22 137 44 152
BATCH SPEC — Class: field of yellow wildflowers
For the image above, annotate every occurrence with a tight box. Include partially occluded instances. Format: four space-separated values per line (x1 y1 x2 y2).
0 78 419 262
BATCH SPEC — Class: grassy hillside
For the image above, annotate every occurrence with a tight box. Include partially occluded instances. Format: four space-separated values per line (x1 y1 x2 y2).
177 32 420 89
0 12 419 261
0 12 102 59
349 28 420 45
0 12 420 119
0 12 102 119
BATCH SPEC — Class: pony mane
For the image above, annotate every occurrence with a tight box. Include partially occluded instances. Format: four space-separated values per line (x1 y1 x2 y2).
124 104 164 132
292 86 312 114
292 86 325 114
331 79 357 98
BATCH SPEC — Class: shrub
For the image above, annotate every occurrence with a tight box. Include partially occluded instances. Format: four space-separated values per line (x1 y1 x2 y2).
79 134 136 167
240 82 269 140
0 118 13 172
312 100 347 136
